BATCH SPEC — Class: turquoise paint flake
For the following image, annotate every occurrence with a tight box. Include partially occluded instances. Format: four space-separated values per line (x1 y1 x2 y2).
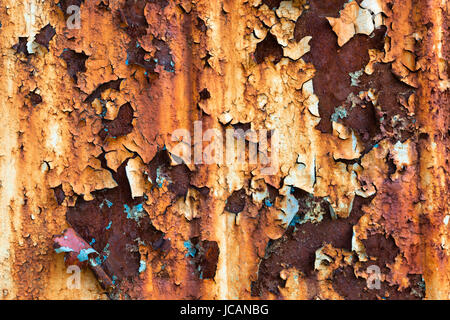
139 261 147 273
77 248 96 262
349 69 364 86
289 214 301 227
55 246 73 254
331 105 348 122
280 192 299 226
184 240 197 258
124 203 145 222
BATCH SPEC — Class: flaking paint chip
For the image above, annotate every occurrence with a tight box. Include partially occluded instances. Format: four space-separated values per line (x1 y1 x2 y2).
326 17 356 47
126 157 148 199
257 4 277 28
354 8 374 35
253 22 268 40
270 19 296 47
360 0 384 15
326 1 375 46
283 36 311 61
275 1 302 22
401 50 417 71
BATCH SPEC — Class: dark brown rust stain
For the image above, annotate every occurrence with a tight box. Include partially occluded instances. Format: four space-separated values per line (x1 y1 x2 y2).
84 78 123 103
60 49 89 83
196 17 207 33
332 266 424 300
12 37 30 56
57 0 84 16
99 102 134 139
362 233 399 269
340 97 380 150
96 1 110 10
152 38 175 72
293 0 417 152
119 0 151 38
295 2 403 143
252 194 372 296
261 0 282 10
356 64 416 143
66 158 168 286
187 238 220 280
34 24 56 50
330 214 424 299
231 122 251 134
52 184 66 205
254 32 283 65
26 90 42 106
225 189 247 214
199 88 211 100
126 41 157 74
386 152 398 179
120 1 174 76
147 149 192 199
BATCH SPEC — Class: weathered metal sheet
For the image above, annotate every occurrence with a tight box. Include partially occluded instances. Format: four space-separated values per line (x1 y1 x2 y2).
0 0 448 299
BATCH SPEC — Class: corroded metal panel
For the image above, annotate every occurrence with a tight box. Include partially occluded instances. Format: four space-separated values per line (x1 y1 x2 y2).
0 0 448 300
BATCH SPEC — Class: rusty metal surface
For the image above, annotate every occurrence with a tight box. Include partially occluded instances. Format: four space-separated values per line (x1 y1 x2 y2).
0 0 448 300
